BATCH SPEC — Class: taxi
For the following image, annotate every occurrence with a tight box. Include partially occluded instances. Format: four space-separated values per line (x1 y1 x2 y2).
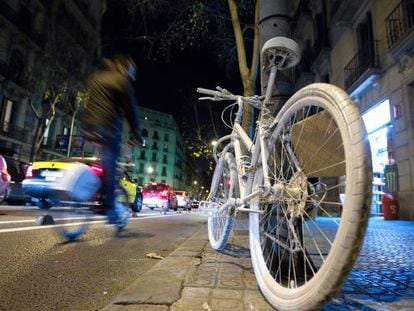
23 157 142 212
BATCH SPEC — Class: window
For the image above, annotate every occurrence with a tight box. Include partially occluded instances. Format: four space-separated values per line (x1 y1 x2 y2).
164 133 169 141
138 163 144 173
140 150 146 160
152 141 158 150
138 177 143 185
153 131 159 139
163 143 168 152
177 142 183 151
162 166 167 176
1 98 14 132
142 128 148 137
8 50 24 84
163 155 168 164
151 152 157 161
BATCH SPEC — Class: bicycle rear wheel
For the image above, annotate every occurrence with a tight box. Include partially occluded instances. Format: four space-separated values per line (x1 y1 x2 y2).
207 151 238 251
250 83 372 310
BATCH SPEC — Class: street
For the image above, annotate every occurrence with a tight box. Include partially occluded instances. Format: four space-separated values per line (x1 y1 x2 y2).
1 205 413 310
0 204 206 310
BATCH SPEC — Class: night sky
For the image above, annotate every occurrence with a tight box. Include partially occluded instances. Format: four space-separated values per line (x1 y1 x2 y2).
101 2 244 135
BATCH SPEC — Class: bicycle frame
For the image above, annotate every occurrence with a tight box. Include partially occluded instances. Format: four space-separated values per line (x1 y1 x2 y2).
211 66 279 212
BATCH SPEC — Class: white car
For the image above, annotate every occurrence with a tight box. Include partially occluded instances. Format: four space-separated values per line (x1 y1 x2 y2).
174 190 191 211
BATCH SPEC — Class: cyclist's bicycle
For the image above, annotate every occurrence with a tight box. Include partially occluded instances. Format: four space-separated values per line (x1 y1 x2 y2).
58 166 132 240
23 151 135 241
197 37 372 310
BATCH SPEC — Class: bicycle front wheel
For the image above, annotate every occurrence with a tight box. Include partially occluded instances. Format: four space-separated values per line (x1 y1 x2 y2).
250 83 372 310
59 206 91 241
207 151 238 251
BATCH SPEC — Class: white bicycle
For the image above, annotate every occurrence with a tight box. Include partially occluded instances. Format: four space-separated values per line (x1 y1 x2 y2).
197 37 372 310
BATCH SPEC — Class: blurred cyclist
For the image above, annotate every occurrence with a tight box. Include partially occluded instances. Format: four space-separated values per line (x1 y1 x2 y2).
81 54 142 224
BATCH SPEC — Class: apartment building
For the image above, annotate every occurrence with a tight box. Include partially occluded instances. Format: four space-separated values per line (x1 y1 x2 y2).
292 0 414 219
125 106 187 190
0 0 106 162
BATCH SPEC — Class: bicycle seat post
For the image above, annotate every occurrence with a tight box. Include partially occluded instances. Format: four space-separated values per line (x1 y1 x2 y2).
260 37 301 116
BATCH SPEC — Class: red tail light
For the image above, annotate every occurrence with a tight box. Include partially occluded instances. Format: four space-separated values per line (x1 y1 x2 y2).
89 164 104 176
25 165 33 178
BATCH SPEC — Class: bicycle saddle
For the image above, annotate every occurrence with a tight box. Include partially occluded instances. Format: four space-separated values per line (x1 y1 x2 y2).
261 37 301 71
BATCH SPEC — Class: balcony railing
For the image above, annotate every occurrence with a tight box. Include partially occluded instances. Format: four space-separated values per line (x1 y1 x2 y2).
385 0 414 49
344 41 380 89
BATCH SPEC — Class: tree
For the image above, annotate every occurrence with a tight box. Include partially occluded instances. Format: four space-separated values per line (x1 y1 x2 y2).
23 2 90 161
119 0 260 131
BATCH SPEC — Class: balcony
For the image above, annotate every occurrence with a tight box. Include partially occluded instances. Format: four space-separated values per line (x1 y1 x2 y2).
344 41 381 92
386 0 414 58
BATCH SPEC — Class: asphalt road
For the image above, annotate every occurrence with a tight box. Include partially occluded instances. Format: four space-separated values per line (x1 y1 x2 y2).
0 205 206 310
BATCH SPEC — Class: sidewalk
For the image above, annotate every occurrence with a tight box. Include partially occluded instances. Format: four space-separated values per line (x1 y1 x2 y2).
102 216 414 311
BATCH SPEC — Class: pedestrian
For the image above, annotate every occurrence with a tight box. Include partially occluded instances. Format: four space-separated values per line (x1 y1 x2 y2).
81 54 142 224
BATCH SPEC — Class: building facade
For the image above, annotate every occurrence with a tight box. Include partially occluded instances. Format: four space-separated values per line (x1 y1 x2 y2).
0 0 106 163
292 0 414 219
126 106 187 190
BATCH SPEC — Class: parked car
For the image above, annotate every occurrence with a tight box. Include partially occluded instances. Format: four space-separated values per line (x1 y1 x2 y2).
0 155 11 203
174 190 191 211
142 182 177 212
3 157 33 205
23 157 142 212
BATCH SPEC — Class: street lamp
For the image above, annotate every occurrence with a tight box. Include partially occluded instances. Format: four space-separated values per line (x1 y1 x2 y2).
211 140 217 146
193 180 198 185
147 166 154 174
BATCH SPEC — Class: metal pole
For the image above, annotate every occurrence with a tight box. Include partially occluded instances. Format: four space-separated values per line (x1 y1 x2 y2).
259 0 293 114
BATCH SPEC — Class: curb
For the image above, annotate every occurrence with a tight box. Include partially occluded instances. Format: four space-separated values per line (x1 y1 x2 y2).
102 226 210 310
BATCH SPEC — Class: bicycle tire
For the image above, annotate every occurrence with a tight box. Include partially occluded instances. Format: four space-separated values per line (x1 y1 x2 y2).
250 83 372 310
207 151 238 251
59 206 91 241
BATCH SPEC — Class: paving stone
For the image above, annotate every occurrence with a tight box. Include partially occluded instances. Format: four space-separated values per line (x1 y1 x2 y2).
103 218 414 311
102 304 169 311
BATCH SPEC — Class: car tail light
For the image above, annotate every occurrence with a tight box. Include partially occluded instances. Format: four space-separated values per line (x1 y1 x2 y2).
89 164 104 176
161 190 168 197
25 165 33 178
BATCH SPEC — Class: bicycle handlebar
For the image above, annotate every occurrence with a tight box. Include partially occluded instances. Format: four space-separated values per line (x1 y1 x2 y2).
197 87 262 109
